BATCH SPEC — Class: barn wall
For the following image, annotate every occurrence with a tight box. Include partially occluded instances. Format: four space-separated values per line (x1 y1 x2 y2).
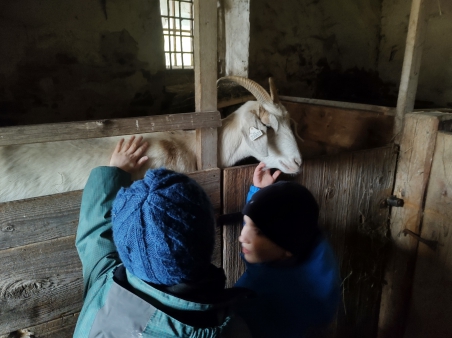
378 0 452 108
248 0 388 105
249 0 452 109
0 0 166 126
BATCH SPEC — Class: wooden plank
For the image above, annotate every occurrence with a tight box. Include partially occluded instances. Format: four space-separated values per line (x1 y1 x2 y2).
394 0 431 143
196 128 218 171
298 146 397 337
403 131 452 338
378 112 452 338
281 96 395 116
194 0 218 170
0 169 221 249
222 164 256 287
0 236 83 334
0 313 79 338
0 111 221 146
284 101 394 158
0 191 82 250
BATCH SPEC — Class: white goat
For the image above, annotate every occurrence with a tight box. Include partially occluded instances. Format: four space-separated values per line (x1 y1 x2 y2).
0 76 302 203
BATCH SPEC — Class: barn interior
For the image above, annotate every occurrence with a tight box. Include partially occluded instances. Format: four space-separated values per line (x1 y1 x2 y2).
1 0 452 337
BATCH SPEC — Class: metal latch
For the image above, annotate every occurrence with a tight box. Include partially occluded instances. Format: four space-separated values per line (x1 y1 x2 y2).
403 229 438 251
386 195 404 207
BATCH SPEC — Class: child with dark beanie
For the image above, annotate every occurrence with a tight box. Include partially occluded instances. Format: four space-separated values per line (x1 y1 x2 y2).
74 136 252 338
234 162 341 338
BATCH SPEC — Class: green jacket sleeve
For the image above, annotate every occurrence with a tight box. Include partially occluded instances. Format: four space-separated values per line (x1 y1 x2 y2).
75 166 131 296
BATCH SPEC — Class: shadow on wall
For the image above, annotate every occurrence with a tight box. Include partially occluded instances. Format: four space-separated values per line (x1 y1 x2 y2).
312 62 397 107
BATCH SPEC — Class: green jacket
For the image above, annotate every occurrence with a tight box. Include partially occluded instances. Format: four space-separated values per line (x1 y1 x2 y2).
73 167 251 338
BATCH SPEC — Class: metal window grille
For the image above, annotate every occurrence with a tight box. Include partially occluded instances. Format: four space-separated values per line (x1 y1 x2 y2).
160 0 194 69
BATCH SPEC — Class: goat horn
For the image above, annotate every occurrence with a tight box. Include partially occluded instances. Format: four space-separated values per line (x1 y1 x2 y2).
217 76 272 106
269 77 280 104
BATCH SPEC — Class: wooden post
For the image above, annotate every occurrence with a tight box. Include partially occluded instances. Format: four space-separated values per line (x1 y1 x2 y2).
194 0 218 170
394 0 431 144
403 131 452 338
378 112 452 338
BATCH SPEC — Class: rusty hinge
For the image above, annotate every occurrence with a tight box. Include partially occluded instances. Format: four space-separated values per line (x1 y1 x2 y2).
403 229 438 251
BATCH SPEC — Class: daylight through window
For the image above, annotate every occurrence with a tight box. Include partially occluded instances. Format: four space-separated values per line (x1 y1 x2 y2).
160 0 194 69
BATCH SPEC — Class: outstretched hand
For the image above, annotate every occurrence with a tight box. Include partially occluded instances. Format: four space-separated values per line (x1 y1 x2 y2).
109 136 149 174
253 162 281 188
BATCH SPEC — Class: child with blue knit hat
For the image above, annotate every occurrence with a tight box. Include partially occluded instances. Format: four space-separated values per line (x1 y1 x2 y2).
74 136 252 338
234 162 341 338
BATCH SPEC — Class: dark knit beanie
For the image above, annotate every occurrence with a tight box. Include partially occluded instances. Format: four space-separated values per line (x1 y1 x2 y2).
112 168 215 286
242 181 321 259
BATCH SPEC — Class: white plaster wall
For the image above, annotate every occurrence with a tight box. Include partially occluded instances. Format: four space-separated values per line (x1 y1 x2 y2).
224 0 250 76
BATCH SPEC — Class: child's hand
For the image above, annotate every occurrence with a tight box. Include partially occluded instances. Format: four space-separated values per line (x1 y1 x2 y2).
110 136 149 174
253 162 281 188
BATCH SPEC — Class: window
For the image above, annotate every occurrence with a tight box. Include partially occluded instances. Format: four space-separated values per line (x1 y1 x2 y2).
160 0 194 69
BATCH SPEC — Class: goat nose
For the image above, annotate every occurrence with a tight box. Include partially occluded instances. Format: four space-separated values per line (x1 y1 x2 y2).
294 158 302 167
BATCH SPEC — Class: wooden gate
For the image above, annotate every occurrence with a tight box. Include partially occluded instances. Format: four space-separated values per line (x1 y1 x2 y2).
222 145 398 338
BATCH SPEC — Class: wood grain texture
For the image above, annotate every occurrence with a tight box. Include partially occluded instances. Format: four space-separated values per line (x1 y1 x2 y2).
404 131 452 338
0 111 221 146
378 112 452 338
0 236 83 335
0 313 79 338
0 191 82 250
298 146 397 338
284 101 394 159
222 164 256 287
196 128 218 170
221 148 397 336
193 0 217 112
193 0 218 170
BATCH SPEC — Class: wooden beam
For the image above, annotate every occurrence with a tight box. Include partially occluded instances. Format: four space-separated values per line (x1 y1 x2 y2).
394 0 431 143
280 96 395 116
194 0 218 170
0 111 221 146
378 112 452 338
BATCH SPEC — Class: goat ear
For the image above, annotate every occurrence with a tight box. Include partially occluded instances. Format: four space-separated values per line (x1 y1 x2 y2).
259 106 279 132
242 111 269 157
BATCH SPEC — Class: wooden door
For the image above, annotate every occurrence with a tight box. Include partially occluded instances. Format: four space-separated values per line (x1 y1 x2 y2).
222 145 398 338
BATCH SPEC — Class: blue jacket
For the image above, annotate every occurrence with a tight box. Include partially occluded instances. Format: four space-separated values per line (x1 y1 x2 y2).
234 185 341 338
74 167 252 338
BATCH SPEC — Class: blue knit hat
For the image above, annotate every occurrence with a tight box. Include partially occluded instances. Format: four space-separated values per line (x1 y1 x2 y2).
112 168 215 286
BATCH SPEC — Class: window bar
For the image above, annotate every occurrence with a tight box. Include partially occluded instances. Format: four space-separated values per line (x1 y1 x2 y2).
166 0 172 69
171 0 177 67
179 0 183 69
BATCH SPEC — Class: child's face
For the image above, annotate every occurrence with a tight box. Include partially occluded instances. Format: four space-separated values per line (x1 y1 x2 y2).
239 215 292 263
